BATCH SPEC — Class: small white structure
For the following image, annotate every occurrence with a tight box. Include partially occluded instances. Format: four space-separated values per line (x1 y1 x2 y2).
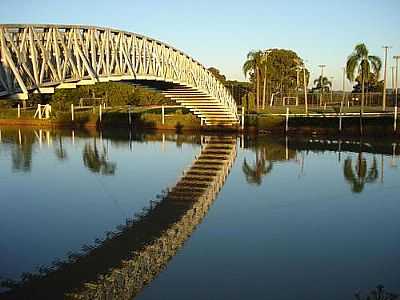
34 104 52 119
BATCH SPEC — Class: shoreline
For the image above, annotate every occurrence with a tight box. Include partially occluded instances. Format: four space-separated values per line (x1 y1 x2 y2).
0 116 399 139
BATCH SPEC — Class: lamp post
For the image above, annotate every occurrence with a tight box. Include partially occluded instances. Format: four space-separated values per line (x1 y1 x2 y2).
394 55 400 107
262 49 272 110
302 63 309 115
342 67 346 102
392 66 396 91
382 46 392 111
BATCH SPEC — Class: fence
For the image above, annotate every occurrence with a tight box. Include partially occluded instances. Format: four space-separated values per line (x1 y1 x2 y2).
271 92 398 109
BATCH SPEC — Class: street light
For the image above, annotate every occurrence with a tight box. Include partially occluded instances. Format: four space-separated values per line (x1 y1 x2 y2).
262 49 272 110
394 55 400 107
302 61 309 115
382 46 392 110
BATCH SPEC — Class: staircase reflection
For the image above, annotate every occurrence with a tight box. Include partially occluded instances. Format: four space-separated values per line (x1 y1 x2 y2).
1 136 237 300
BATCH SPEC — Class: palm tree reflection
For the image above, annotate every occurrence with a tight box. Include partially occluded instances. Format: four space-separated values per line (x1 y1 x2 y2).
54 136 68 161
343 153 378 193
83 139 116 175
11 132 34 173
355 285 398 300
242 150 273 186
242 139 296 186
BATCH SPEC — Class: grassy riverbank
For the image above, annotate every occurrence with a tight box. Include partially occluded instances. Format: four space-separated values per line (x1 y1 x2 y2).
0 106 202 131
0 105 398 137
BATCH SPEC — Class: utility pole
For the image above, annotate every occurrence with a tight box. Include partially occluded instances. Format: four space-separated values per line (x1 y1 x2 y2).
394 55 400 107
342 67 346 102
382 46 391 111
330 76 334 104
302 62 309 115
318 64 326 106
392 66 396 91
262 49 271 110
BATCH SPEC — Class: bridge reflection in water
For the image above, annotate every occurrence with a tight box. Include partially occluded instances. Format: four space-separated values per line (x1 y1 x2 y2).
1 135 237 300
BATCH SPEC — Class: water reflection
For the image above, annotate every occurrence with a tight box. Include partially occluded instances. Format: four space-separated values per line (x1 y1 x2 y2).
355 285 398 300
54 136 68 161
0 135 237 299
82 139 116 175
242 153 273 185
343 155 379 193
242 136 400 194
11 131 34 172
242 137 296 185
1 128 400 299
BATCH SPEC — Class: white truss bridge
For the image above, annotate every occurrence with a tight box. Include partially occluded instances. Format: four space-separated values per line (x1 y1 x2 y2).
0 24 239 126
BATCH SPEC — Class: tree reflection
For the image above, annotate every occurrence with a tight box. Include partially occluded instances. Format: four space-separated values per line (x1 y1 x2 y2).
54 136 68 161
242 148 273 185
343 153 378 193
242 138 296 186
355 285 398 300
83 139 116 175
11 132 34 173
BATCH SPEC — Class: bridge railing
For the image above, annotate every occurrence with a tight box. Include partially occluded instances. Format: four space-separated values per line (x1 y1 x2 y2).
0 24 238 119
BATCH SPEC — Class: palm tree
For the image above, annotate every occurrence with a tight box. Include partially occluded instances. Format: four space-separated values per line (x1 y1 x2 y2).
243 50 263 111
346 43 382 113
313 76 332 106
313 76 332 92
343 154 378 193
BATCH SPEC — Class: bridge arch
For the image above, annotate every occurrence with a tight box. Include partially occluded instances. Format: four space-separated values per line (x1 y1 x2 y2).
0 24 239 126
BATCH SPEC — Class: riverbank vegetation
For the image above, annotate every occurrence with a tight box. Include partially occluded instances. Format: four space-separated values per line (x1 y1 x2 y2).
238 43 390 114
0 42 396 136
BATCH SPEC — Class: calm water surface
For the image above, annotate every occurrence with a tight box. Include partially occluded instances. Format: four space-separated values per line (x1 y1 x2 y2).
0 127 399 299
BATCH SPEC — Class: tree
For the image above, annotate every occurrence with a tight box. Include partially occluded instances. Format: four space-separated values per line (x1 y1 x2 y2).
352 73 383 93
346 43 382 112
259 49 307 106
208 67 226 83
312 75 332 105
243 50 263 110
312 76 332 93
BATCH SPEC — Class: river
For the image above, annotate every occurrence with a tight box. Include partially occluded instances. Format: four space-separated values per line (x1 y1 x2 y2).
0 127 399 299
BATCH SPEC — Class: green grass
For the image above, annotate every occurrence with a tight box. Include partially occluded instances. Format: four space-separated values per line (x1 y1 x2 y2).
0 108 37 119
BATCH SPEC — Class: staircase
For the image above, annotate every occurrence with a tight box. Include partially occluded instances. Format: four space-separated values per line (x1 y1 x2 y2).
167 136 237 202
162 87 239 127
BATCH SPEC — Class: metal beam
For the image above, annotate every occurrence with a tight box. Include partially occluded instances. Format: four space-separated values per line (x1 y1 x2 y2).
0 24 239 125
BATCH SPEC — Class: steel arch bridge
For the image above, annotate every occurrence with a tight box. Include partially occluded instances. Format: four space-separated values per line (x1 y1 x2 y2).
0 24 239 126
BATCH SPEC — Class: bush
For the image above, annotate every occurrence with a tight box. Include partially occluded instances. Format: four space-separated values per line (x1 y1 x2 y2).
48 82 175 111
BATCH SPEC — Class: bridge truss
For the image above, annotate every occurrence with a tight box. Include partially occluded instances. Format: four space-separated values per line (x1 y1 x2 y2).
0 24 239 125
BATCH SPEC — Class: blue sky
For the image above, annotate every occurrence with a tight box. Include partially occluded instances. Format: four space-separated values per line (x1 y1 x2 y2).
1 0 399 89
